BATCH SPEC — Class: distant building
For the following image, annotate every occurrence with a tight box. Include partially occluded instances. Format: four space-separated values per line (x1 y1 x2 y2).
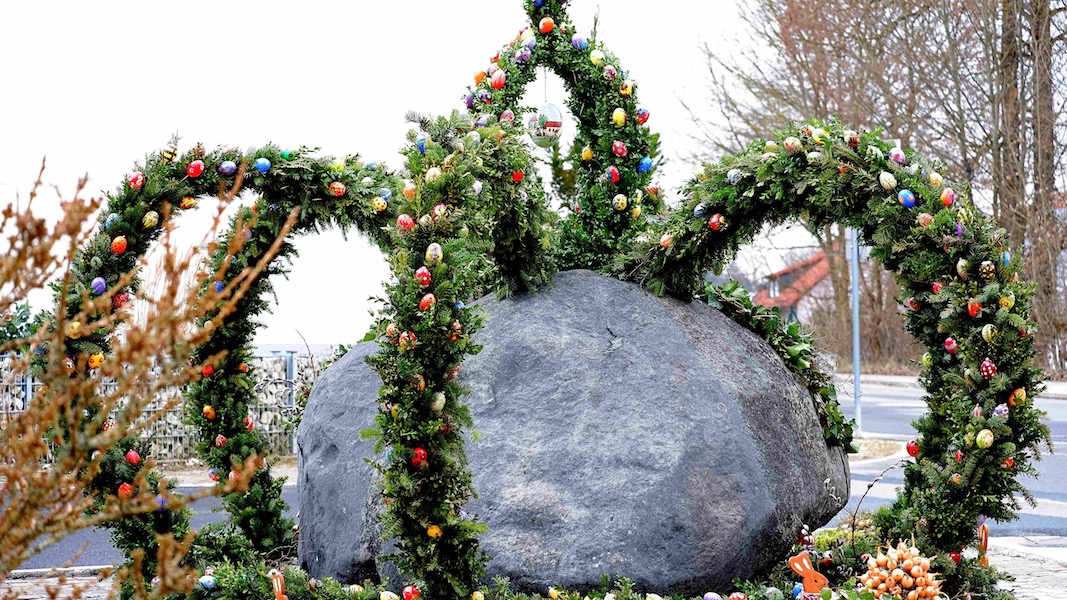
752 251 830 322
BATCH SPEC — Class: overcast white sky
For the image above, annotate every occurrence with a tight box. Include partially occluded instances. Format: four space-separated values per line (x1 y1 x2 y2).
1 0 798 347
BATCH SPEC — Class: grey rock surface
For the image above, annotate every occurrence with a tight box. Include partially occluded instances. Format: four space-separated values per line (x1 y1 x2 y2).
298 269 850 594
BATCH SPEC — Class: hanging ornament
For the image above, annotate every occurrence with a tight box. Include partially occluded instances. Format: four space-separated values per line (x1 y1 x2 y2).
999 291 1015 309
571 33 588 49
842 130 859 148
708 213 726 231
511 171 524 182
921 352 932 368
425 243 444 266
161 145 178 163
762 151 778 161
113 292 130 310
253 157 271 173
415 131 430 154
179 196 198 210
805 151 823 161
906 440 919 457
403 585 421 600
419 293 437 311
765 140 779 153
944 337 958 354
950 473 964 485
612 140 628 158
111 236 128 255
993 403 1009 418
956 258 969 279
783 136 803 153
187 160 206 178
527 103 563 149
659 233 674 249
425 167 442 182
539 16 555 33
612 108 627 127
968 299 983 318
125 449 141 465
415 266 431 287
514 47 533 63
897 189 916 207
727 168 742 184
590 49 606 66
219 160 237 176
693 203 706 218
619 79 634 97
939 187 956 207
280 149 298 161
118 483 134 499
398 331 417 351
581 146 593 161
965 368 979 387
932 281 943 294
427 524 443 539
88 352 104 369
412 447 428 468
142 211 159 228
90 276 107 295
447 320 463 343
980 358 997 379
128 171 146 190
214 434 227 448
105 213 120 229
403 180 417 199
916 212 933 227
636 107 650 125
244 416 255 431
372 197 388 212
605 165 620 183
328 181 346 197
888 147 906 165
208 468 221 482
1009 387 1026 407
637 156 653 174
955 449 964 463
474 71 486 85
203 405 216 420
925 172 943 189
907 297 921 311
612 194 628 211
982 324 998 343
972 403 984 418
810 128 827 145
202 365 214 377
979 260 996 280
976 429 994 449
601 64 618 81
491 70 506 90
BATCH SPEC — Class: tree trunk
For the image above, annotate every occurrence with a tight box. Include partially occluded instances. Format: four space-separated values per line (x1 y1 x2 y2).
1028 0 1064 370
998 0 1027 247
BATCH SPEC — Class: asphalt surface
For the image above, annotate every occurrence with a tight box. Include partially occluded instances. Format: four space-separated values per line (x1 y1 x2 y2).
835 384 1067 536
16 384 1066 570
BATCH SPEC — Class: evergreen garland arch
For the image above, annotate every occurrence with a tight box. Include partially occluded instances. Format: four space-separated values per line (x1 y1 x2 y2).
619 118 1051 563
467 0 665 270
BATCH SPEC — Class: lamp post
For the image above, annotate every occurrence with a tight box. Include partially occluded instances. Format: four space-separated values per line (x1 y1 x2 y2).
849 228 862 432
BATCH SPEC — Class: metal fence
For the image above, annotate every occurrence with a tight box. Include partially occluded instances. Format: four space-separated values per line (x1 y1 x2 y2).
0 352 322 461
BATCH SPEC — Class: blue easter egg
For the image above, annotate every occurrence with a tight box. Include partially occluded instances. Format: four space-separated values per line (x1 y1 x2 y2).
476 116 489 127
638 157 653 174
727 168 742 184
415 132 429 154
254 157 271 173
219 160 237 176
1001 251 1011 266
455 300 466 311
365 161 378 169
898 189 916 207
694 202 706 218
197 575 216 590
792 583 802 598
535 0 543 5
703 594 723 600
155 494 168 512
90 277 106 295
214 281 224 293
571 34 588 50
476 89 491 104
105 213 120 229
379 188 393 202
525 38 536 50
515 48 532 63
465 93 475 109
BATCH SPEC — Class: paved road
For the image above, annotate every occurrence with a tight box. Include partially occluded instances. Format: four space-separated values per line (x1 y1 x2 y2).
17 385 1065 570
835 384 1067 537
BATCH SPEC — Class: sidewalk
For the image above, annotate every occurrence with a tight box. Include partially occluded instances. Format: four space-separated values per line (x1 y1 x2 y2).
836 373 1067 400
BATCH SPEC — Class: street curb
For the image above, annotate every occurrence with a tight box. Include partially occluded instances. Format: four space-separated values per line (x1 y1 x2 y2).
989 540 1067 568
6 565 109 579
835 374 1067 400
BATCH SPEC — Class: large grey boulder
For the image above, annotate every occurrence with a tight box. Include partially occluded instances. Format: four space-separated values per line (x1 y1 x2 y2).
297 269 850 595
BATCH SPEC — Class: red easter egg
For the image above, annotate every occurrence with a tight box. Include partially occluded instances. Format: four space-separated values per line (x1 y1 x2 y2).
187 160 205 178
125 450 141 465
111 236 128 255
118 483 134 499
906 440 919 457
397 214 415 233
415 267 431 287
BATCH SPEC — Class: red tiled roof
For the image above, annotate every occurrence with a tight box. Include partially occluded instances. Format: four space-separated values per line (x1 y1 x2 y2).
754 251 830 309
